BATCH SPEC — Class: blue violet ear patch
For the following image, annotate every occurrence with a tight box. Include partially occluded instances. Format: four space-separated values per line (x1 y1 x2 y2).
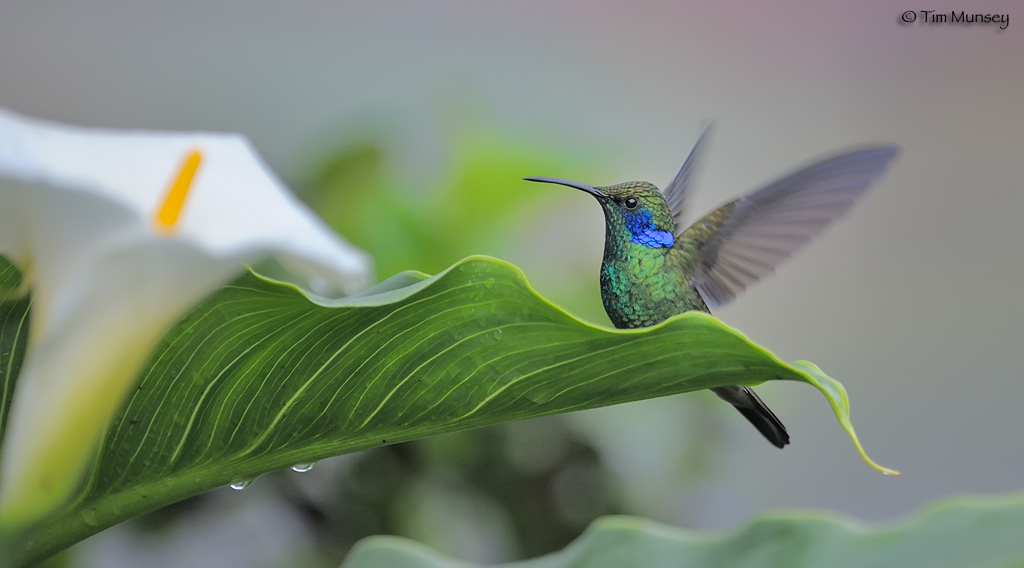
624 209 674 248
631 229 674 248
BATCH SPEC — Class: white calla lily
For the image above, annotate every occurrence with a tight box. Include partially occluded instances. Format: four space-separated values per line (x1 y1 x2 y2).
0 108 372 526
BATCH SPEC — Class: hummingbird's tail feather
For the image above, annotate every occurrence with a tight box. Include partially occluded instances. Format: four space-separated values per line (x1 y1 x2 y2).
711 385 790 449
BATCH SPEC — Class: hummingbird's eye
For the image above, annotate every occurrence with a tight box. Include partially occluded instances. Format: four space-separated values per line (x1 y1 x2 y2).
624 197 639 210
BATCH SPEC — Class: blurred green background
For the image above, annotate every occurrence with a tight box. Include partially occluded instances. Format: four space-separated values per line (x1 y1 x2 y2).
2 1 1021 566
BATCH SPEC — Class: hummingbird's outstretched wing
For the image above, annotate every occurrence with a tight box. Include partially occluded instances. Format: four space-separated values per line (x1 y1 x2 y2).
682 146 900 308
663 122 713 235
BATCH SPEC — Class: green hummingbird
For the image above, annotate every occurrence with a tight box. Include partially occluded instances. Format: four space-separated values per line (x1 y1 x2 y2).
526 126 899 448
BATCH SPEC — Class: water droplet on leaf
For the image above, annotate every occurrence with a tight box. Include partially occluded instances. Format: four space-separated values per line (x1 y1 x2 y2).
230 479 252 490
81 508 99 526
291 462 317 473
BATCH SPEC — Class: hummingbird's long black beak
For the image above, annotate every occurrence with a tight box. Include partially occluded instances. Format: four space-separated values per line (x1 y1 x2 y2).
523 176 608 198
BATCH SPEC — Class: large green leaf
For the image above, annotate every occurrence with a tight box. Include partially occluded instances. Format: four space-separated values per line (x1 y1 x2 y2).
6 256 893 564
0 260 28 450
342 495 1024 568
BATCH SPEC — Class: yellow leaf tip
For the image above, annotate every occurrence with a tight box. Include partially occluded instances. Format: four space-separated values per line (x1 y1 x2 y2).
850 430 900 476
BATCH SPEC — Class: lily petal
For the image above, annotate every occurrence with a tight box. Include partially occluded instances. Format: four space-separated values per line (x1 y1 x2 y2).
0 108 373 526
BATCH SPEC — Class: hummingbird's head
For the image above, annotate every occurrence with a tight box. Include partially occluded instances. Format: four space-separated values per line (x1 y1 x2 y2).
524 177 676 248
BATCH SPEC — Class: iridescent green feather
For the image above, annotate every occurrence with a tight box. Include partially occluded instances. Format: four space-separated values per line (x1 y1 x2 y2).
593 182 710 328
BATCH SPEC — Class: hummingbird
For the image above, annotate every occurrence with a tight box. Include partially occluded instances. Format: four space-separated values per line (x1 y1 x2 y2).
525 126 899 448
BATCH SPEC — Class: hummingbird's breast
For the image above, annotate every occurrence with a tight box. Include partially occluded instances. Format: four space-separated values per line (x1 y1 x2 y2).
599 244 708 330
